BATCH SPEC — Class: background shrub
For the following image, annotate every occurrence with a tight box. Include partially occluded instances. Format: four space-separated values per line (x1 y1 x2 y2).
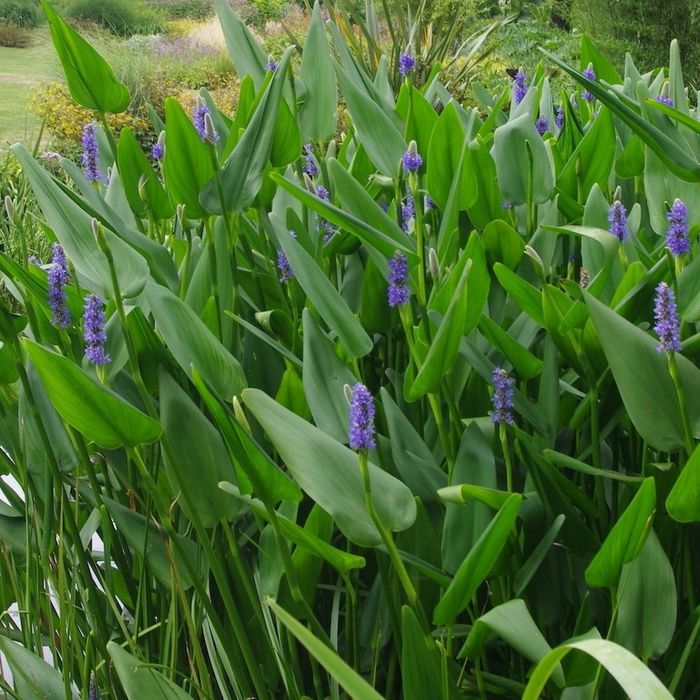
0 20 31 45
153 0 215 21
66 0 164 36
0 0 40 28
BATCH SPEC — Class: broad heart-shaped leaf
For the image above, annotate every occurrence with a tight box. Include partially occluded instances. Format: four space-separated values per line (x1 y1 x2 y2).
408 260 470 400
299 1 337 141
492 113 554 205
213 0 266 88
117 127 174 220
268 600 385 700
335 61 406 177
522 638 673 700
108 642 195 700
585 477 656 589
41 0 129 113
302 310 357 443
24 340 161 449
667 443 700 522
614 530 676 660
401 606 444 700
380 388 446 501
159 371 241 527
201 47 293 213
433 493 522 625
11 145 149 300
103 497 204 590
458 599 565 687
276 228 373 359
0 637 76 699
585 293 700 450
163 98 215 219
243 388 416 546
145 281 246 402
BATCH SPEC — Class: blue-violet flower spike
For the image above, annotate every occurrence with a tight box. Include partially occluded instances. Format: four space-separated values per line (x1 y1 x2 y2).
302 143 318 177
582 64 596 102
387 251 410 307
348 383 376 449
608 200 628 241
83 295 110 365
48 244 71 328
654 282 682 353
402 140 423 173
666 198 690 256
555 105 564 130
81 123 100 182
151 142 164 160
277 231 296 282
192 101 211 141
401 194 415 233
513 67 527 105
490 367 515 425
535 116 549 135
398 51 416 77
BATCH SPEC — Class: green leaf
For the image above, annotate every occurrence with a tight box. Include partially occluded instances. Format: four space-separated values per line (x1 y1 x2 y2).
481 219 524 270
514 514 565 595
614 530 676 660
108 642 195 700
276 226 373 358
24 340 161 449
401 606 444 700
41 0 129 113
103 497 204 590
585 293 700 451
117 127 174 220
478 315 543 380
201 47 294 213
145 281 246 402
585 477 656 589
493 114 554 205
335 62 405 177
268 600 385 700
438 484 511 511
0 636 75 699
667 443 700 522
159 371 242 527
163 98 215 219
493 263 544 326
299 1 337 141
11 144 149 299
433 493 522 624
213 0 266 88
408 260 470 399
243 388 416 546
459 599 565 687
523 638 673 700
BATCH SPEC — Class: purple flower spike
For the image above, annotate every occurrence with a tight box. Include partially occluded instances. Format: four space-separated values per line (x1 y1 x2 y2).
151 142 165 160
277 231 296 282
48 244 71 328
656 95 674 107
81 123 100 182
387 251 410 307
654 282 681 353
303 143 318 177
402 141 423 173
608 200 628 241
349 382 376 450
535 116 549 135
424 194 435 211
83 294 110 365
582 64 596 102
490 367 515 425
666 198 690 256
555 105 564 130
513 68 528 105
398 51 416 77
401 194 415 233
265 57 278 71
192 102 212 141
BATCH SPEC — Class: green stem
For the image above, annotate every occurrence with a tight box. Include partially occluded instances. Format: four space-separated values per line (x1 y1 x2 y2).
500 423 514 493
668 352 695 458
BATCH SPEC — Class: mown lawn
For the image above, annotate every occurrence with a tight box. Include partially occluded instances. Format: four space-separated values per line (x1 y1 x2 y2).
0 29 60 148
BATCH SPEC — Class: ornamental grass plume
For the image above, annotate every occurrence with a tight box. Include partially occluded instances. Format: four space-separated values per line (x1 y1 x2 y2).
387 251 410 307
490 367 515 425
83 294 110 366
81 122 100 182
48 243 71 328
348 383 376 450
654 282 681 353
608 200 628 241
512 67 527 105
666 199 690 256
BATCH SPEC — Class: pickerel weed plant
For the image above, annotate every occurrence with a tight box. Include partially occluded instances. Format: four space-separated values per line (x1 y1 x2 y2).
0 0 700 698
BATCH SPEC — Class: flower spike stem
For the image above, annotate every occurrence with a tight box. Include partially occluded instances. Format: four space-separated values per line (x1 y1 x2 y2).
358 451 420 613
500 423 514 493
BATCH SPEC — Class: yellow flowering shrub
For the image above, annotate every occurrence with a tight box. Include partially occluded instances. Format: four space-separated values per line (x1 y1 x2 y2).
29 82 150 144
